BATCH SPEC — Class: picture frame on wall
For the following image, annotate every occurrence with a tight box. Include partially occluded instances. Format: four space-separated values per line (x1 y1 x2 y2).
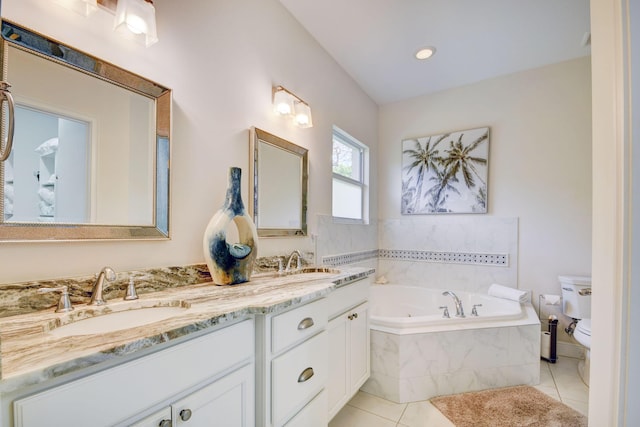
401 127 489 214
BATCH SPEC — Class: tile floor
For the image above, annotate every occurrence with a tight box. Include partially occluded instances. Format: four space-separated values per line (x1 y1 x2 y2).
329 356 589 427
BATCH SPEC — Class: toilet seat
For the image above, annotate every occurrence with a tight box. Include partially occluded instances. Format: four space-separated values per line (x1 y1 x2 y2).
574 318 591 349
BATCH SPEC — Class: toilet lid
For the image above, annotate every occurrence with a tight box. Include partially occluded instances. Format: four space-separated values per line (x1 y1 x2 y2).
576 319 591 336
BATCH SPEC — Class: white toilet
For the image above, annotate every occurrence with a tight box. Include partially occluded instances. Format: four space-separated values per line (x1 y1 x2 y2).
559 275 592 386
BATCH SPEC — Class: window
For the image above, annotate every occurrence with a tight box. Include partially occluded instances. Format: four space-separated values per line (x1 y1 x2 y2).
332 126 368 222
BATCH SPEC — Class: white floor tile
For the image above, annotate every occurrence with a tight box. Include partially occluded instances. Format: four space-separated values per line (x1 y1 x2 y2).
347 391 407 422
398 400 455 427
333 356 591 425
549 357 590 402
329 405 397 427
535 384 561 400
562 397 589 416
539 361 556 388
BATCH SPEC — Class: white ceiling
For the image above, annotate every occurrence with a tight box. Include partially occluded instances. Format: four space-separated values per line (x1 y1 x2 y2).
278 0 591 105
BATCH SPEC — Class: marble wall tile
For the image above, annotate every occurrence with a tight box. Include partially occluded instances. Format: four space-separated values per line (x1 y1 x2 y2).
369 330 400 378
397 333 441 378
508 324 541 364
377 216 518 290
360 372 401 403
315 215 378 264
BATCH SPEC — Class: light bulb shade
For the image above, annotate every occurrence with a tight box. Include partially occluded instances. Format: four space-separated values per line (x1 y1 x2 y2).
294 101 313 128
273 87 294 116
54 0 98 16
114 0 158 47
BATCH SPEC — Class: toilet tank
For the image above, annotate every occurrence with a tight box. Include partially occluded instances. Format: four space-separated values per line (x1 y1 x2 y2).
559 275 592 319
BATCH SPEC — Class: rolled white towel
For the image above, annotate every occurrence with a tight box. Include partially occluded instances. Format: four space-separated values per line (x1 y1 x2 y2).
38 187 55 205
3 184 14 202
38 200 55 216
34 137 59 156
542 294 561 305
488 283 528 303
4 199 13 215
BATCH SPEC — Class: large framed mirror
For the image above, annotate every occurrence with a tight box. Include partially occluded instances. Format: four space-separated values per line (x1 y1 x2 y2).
249 128 308 237
0 20 171 241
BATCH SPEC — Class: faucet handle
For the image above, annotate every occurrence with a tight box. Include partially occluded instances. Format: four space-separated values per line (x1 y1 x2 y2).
438 306 450 318
471 304 483 316
38 285 74 313
124 278 139 300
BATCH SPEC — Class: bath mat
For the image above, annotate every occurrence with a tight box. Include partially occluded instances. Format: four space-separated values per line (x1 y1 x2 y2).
430 385 587 427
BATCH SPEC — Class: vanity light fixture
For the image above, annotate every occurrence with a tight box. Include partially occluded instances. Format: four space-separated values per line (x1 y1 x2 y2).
293 100 313 128
113 0 158 47
272 86 313 128
54 0 99 16
54 0 159 47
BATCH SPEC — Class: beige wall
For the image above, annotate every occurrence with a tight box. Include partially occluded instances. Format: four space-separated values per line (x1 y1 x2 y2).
378 57 592 301
0 0 378 283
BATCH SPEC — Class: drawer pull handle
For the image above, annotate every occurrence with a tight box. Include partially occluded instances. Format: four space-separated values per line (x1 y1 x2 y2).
348 312 359 320
298 367 314 383
297 317 314 330
158 420 172 427
179 409 192 421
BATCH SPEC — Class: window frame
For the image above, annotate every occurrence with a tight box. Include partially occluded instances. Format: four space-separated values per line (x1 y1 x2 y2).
332 126 368 223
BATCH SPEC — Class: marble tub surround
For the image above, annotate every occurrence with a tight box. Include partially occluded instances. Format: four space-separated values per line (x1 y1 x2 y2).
362 305 541 403
0 266 374 392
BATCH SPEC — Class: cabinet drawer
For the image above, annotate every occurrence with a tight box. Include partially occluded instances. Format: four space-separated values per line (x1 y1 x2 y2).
326 277 370 320
271 331 327 426
284 390 327 427
14 319 254 427
271 298 327 354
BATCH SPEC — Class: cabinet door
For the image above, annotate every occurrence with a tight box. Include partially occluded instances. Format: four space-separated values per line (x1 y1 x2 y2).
327 315 349 420
349 302 370 392
327 302 370 421
130 407 172 427
284 390 327 427
172 363 255 427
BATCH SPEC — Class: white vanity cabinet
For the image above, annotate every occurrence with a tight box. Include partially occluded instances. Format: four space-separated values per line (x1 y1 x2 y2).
256 297 329 427
131 363 254 427
326 278 371 421
12 319 255 427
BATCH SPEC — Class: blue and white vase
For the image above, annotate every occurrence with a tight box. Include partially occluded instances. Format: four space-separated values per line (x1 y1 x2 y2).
203 167 258 285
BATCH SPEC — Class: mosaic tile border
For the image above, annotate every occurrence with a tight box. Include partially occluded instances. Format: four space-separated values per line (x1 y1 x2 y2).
322 249 509 267
379 249 509 266
322 250 379 266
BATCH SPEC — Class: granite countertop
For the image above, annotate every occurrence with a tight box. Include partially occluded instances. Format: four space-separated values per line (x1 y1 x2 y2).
0 267 374 393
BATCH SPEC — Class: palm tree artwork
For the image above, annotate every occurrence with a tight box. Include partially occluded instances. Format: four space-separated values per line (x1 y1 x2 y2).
402 127 489 214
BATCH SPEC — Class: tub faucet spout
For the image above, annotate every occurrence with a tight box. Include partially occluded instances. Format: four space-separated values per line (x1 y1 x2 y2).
442 290 465 317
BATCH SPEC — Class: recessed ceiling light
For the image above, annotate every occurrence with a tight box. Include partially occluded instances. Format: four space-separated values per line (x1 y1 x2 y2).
415 47 436 60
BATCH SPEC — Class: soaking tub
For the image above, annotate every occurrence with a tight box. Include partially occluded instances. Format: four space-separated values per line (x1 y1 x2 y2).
370 285 526 334
361 284 541 403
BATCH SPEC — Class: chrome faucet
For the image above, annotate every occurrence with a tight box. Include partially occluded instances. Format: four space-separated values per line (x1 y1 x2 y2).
442 290 465 317
90 266 116 305
285 250 303 273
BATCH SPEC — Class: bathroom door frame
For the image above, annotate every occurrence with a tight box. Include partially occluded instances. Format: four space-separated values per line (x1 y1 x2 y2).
590 0 640 425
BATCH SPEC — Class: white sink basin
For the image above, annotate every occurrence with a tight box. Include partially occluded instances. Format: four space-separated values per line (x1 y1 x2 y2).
47 306 189 338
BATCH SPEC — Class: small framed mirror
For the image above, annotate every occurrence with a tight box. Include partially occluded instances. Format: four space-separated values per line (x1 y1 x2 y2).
0 20 171 241
249 128 308 237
